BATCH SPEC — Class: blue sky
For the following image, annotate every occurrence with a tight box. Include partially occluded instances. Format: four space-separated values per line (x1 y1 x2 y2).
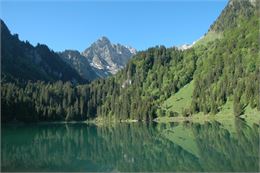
1 0 228 51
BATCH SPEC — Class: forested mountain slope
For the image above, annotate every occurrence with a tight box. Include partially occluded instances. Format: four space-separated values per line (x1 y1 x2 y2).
1 0 259 122
191 0 259 116
1 20 85 83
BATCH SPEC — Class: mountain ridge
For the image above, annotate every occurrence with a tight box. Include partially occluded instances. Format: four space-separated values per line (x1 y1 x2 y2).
1 19 86 83
59 36 137 80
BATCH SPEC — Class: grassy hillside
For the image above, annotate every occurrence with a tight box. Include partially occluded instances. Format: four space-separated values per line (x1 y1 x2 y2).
193 31 223 48
161 80 194 116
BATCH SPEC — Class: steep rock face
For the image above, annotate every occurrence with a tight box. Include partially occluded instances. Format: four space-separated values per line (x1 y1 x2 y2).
59 50 98 81
60 36 137 80
82 36 136 76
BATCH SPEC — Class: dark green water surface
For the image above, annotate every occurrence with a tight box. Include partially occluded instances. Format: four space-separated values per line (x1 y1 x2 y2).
1 120 259 172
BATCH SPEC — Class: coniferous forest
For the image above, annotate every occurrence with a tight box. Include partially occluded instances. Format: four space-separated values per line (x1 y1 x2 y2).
1 0 260 123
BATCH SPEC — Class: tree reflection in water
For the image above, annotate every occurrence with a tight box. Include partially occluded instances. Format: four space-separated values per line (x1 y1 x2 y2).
1 119 259 172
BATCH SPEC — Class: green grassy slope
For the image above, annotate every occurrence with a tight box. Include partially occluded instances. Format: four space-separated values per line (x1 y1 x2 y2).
159 75 260 123
162 80 194 115
159 92 260 125
193 31 223 48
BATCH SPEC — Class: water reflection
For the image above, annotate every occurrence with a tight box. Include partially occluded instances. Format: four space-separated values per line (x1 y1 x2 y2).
1 120 259 172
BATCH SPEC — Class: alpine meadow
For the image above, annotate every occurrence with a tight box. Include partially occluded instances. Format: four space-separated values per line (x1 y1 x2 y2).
1 0 260 172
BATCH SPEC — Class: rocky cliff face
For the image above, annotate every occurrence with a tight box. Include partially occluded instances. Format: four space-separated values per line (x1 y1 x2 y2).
82 36 136 75
59 50 99 81
60 36 136 80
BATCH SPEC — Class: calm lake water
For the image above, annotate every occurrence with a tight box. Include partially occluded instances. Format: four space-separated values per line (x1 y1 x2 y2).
1 120 259 172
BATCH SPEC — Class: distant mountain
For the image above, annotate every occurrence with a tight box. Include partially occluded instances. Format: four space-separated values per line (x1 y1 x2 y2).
1 18 135 83
60 36 136 80
1 19 85 83
83 36 136 75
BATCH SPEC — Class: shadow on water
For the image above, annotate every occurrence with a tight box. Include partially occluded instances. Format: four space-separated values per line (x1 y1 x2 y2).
1 119 259 172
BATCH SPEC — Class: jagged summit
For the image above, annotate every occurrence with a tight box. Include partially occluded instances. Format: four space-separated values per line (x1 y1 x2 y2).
82 36 136 75
60 36 137 80
97 36 111 44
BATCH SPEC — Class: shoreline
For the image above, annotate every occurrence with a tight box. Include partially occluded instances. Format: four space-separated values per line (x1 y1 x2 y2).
3 114 259 126
154 114 260 127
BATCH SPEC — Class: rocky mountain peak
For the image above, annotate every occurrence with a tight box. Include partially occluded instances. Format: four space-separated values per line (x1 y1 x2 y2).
82 37 136 75
94 36 110 48
60 36 136 80
98 36 110 44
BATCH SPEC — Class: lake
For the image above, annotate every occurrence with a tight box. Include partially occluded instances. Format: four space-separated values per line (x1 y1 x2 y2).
1 119 259 172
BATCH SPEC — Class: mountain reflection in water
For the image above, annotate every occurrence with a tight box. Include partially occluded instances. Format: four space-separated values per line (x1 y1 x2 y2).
1 119 259 172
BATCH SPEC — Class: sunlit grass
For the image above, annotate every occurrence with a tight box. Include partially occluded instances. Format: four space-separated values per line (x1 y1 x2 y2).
162 80 194 115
